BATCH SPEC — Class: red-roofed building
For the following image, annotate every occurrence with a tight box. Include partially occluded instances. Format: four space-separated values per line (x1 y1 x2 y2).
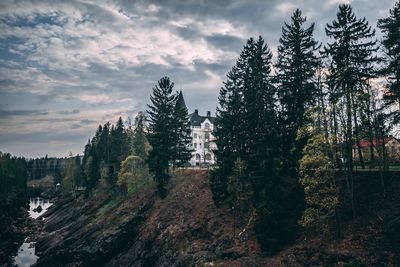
352 136 400 163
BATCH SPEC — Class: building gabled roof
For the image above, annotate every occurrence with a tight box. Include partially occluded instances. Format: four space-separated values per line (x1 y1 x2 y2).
176 90 187 111
189 109 216 126
352 135 400 148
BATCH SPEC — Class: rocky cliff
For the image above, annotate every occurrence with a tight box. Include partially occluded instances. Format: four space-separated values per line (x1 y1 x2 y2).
33 169 400 266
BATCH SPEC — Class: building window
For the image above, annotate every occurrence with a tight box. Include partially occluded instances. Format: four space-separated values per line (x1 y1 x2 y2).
205 153 212 161
194 133 197 138
194 143 197 148
196 154 201 161
205 132 210 140
205 123 210 129
199 143 202 148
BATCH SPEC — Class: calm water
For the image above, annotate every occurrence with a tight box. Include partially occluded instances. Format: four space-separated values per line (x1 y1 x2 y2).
13 197 53 267
28 197 53 219
13 239 38 267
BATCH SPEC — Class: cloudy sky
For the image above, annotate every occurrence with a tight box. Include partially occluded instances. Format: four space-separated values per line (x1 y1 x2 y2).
0 0 395 158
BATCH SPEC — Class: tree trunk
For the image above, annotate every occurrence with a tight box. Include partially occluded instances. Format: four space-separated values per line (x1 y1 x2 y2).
380 131 387 197
366 97 375 164
353 114 365 169
368 124 375 164
351 94 365 169
335 208 342 238
331 103 340 165
345 84 356 218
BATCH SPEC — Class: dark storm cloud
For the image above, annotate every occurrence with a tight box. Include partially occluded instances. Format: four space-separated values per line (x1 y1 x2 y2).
0 0 395 157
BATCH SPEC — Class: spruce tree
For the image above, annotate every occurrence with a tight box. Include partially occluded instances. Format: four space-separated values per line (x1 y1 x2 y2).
212 61 245 205
172 91 192 168
147 76 176 192
212 36 291 253
244 37 277 191
132 112 149 160
325 4 379 217
242 37 288 254
109 117 129 183
99 122 111 163
275 8 321 176
81 139 91 183
378 0 400 124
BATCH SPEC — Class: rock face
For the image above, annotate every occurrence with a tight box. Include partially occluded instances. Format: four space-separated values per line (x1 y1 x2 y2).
34 170 261 266
32 205 43 213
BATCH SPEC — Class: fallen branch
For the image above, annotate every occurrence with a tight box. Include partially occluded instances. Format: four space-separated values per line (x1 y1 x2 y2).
238 208 256 239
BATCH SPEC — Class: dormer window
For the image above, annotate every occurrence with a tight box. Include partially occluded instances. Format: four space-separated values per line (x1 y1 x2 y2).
205 122 210 129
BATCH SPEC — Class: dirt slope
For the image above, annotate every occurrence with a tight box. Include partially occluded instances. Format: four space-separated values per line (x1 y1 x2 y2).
34 170 261 266
33 169 399 266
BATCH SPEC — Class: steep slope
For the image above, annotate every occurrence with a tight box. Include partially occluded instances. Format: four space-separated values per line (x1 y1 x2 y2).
34 169 261 266
34 169 399 266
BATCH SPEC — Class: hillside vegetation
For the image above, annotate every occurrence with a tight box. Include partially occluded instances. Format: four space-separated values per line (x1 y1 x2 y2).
34 169 399 266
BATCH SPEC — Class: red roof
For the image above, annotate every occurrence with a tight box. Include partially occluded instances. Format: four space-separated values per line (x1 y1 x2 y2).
353 136 398 148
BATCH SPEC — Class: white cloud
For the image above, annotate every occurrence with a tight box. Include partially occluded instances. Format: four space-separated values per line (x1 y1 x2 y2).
276 3 296 15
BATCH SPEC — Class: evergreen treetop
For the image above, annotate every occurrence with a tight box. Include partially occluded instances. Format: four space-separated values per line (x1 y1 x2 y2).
378 0 400 123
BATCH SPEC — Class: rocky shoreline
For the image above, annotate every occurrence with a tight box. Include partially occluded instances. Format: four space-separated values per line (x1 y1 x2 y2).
0 194 56 267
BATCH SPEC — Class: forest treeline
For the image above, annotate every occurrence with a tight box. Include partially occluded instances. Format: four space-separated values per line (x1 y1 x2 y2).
26 156 66 182
69 115 146 193
76 87 192 196
210 3 399 254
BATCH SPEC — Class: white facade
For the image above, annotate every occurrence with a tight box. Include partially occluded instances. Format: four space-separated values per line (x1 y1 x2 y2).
189 111 216 166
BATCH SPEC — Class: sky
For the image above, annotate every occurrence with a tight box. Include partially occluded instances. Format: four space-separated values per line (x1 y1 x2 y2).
0 0 396 158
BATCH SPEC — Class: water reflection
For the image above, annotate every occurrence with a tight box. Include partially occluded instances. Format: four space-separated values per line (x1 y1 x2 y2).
13 198 53 266
28 197 53 219
13 239 39 267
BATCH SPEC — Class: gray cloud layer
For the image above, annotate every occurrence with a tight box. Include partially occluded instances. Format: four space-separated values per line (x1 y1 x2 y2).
0 0 395 157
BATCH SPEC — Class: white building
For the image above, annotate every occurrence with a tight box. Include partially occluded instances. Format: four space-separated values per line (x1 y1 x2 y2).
189 109 217 166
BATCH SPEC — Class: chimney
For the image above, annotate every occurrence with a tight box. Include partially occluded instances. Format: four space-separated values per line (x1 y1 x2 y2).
207 111 211 117
194 109 198 115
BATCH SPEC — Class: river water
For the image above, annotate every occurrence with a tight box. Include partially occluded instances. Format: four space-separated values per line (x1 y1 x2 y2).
13 197 53 267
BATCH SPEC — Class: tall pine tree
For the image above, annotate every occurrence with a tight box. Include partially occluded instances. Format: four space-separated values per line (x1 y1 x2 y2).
275 8 321 177
325 4 379 217
378 0 400 124
212 49 246 205
109 117 129 184
147 76 176 192
212 36 292 253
